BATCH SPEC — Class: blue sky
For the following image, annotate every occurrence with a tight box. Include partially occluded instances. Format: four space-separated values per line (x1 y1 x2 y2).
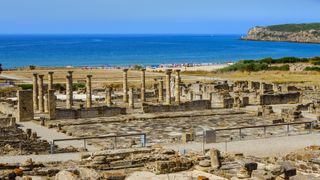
0 0 319 34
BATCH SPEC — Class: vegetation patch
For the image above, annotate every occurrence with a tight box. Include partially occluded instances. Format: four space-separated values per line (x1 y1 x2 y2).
266 23 320 32
220 56 320 72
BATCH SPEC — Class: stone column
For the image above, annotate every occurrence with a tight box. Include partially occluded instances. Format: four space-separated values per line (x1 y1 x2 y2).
105 87 112 106
67 71 73 105
17 90 34 122
32 73 39 111
140 68 146 102
209 148 221 169
128 88 134 108
86 75 92 108
38 75 45 113
48 71 54 90
66 75 73 109
44 94 48 113
158 78 164 102
123 69 128 103
174 70 181 103
48 89 56 120
165 69 172 105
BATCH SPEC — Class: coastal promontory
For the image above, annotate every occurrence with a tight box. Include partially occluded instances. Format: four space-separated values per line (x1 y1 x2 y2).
241 23 320 43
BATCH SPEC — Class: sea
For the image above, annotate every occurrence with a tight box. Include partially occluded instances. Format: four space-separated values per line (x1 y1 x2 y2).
1 34 320 69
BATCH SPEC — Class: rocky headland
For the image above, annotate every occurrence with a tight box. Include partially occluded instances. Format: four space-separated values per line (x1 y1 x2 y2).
242 23 320 44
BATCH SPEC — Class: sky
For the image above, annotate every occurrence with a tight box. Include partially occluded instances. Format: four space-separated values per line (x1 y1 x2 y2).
0 0 319 34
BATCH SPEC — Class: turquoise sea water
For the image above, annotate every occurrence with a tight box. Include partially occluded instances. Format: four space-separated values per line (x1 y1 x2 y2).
1 35 320 68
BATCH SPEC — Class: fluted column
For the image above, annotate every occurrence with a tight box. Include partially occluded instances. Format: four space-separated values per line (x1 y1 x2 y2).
158 78 164 102
105 87 112 106
38 75 44 113
123 69 128 103
140 68 146 102
48 72 54 90
174 69 181 103
165 69 172 105
32 73 39 111
86 75 92 108
66 75 73 109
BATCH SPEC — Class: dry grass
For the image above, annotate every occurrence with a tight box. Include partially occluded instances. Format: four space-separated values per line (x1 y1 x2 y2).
183 70 320 86
4 68 165 88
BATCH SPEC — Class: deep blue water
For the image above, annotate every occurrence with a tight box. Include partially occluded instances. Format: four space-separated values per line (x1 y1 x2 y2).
1 34 320 68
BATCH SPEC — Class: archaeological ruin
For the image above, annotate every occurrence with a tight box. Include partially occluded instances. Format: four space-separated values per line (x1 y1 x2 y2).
0 68 320 179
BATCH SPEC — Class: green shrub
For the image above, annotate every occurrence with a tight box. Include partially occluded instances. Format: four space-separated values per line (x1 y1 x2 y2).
267 65 290 71
18 84 33 90
305 66 320 72
73 83 85 90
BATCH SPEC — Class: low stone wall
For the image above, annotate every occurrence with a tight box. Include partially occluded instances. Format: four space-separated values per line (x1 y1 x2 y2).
259 92 301 105
55 106 126 119
142 100 211 113
0 100 16 115
0 117 16 128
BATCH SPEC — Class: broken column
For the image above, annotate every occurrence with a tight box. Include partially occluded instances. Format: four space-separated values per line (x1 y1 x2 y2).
105 87 112 106
48 89 56 120
86 75 92 108
174 69 181 103
48 71 54 90
140 68 146 102
38 74 45 113
209 148 221 169
123 68 128 103
32 73 39 111
17 90 34 122
66 74 73 109
165 69 172 105
237 160 258 179
128 88 134 108
158 78 164 102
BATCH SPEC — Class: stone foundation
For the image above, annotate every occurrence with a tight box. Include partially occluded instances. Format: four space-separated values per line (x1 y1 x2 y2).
259 92 300 105
142 100 211 113
55 106 126 119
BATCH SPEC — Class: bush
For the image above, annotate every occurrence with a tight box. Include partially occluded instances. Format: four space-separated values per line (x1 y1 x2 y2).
305 66 320 72
18 84 33 90
73 83 86 90
133 64 143 70
267 65 290 71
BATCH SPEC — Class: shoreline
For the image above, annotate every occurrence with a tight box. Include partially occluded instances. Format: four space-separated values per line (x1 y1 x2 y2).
3 62 232 72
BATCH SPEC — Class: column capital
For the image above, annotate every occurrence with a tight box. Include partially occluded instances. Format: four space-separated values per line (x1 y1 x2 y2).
38 74 44 78
67 71 73 75
141 68 146 72
87 74 93 78
32 73 38 76
123 68 128 72
175 69 181 73
48 71 54 75
165 69 172 74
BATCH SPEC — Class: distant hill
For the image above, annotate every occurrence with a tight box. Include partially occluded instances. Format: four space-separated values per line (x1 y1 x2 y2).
242 23 320 44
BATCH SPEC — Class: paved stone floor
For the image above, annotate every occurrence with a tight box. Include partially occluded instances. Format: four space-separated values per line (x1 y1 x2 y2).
46 107 316 150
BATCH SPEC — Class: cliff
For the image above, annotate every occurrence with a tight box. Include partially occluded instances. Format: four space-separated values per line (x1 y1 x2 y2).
241 23 320 44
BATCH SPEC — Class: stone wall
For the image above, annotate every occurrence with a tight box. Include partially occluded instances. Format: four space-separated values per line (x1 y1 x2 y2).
142 100 211 113
17 90 34 122
0 100 16 115
55 106 126 120
259 92 301 105
0 117 15 128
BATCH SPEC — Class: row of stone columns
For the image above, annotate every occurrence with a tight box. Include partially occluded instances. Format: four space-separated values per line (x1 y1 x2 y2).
65 72 93 109
32 72 54 113
122 68 181 106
